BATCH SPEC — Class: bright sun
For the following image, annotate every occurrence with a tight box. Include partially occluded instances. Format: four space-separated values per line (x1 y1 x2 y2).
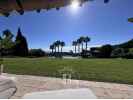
70 0 80 12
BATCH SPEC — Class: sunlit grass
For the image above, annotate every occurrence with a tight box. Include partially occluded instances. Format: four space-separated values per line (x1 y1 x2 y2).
3 57 133 84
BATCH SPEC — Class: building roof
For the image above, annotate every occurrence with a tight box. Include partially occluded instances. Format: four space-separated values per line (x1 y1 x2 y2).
0 0 89 17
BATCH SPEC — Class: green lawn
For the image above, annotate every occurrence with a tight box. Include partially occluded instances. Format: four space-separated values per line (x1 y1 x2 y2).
2 57 133 84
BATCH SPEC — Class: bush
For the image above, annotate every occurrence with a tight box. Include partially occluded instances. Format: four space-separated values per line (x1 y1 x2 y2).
122 49 133 59
90 47 101 58
81 50 92 58
99 45 113 58
111 48 125 58
122 52 133 59
29 49 45 57
129 48 133 53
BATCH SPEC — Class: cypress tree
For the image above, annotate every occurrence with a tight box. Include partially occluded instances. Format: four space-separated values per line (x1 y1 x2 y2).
15 28 28 56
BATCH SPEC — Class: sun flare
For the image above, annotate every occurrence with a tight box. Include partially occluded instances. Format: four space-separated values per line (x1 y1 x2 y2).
70 0 80 12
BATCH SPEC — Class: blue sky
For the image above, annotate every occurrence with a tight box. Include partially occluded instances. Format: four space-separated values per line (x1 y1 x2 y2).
0 0 133 51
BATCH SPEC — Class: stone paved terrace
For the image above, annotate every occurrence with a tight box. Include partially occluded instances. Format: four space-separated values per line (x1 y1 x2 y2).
2 73 133 99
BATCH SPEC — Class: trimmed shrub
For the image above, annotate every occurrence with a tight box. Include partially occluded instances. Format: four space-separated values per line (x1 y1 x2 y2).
29 49 45 57
111 48 125 58
99 45 113 58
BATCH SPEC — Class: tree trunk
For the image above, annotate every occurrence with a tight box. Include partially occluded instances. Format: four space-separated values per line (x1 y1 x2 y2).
55 47 56 53
58 46 59 53
75 46 76 53
86 42 88 51
52 49 53 53
82 43 84 51
78 44 80 53
61 47 63 53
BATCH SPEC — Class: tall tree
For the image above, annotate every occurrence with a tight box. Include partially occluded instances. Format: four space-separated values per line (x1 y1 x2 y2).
77 39 82 53
1 29 14 56
55 40 61 53
53 42 57 53
84 36 91 51
2 30 13 39
79 36 85 51
72 41 77 53
2 29 14 50
50 45 54 53
15 28 28 56
60 41 65 53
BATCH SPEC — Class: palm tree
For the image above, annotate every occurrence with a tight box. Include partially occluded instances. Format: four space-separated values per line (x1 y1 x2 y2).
55 40 60 53
84 37 91 51
72 41 77 53
50 45 54 53
79 36 85 51
60 41 65 53
77 39 81 53
53 42 57 53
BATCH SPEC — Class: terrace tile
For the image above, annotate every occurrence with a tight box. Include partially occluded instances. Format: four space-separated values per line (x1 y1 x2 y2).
2 73 133 99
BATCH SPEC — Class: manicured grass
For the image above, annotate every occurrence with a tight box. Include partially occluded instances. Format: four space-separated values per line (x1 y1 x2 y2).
3 57 133 84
